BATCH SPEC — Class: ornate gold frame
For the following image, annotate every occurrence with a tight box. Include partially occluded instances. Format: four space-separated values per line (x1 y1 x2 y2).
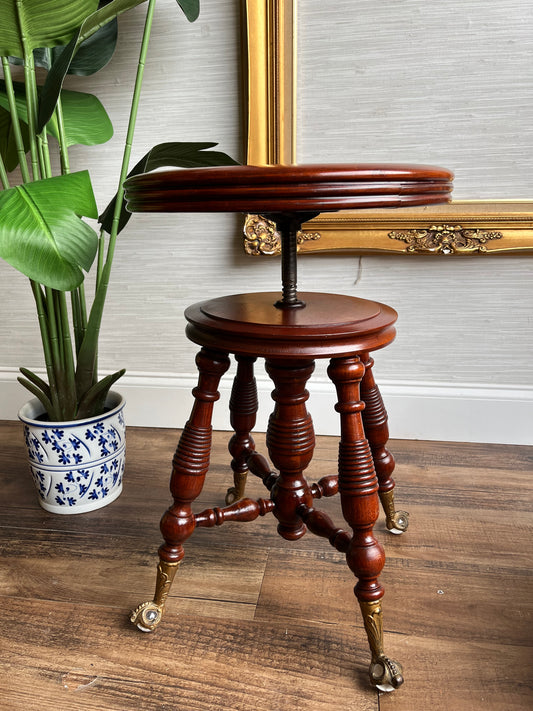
243 0 533 255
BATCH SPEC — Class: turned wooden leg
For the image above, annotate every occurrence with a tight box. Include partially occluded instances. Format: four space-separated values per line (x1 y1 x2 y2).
265 358 316 541
360 353 409 535
328 356 404 692
131 347 230 632
225 356 258 504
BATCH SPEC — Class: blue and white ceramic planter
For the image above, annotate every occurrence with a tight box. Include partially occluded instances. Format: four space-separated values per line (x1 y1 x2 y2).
18 392 126 514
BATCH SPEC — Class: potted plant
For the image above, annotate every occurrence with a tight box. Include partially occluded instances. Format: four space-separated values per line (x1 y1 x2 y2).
0 0 237 513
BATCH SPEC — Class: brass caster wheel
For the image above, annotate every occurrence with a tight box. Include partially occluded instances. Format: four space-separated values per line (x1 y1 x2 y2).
225 486 240 505
225 470 248 505
379 490 409 535
130 601 163 633
369 655 404 692
386 510 409 535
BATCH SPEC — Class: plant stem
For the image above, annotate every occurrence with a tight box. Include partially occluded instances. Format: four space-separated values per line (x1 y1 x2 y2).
108 0 158 248
39 131 52 178
38 133 52 178
56 289 77 416
30 281 61 419
71 284 88 356
22 51 41 180
55 94 71 175
38 50 54 178
1 56 30 183
71 289 82 353
44 286 63 407
0 150 9 189
14 0 39 179
96 229 105 290
76 0 158 398
27 52 52 180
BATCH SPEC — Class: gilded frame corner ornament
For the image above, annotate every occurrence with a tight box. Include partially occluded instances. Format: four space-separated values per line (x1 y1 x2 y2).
243 0 533 256
243 213 320 255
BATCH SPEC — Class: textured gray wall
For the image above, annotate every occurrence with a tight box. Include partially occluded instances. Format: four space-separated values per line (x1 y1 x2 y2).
298 0 533 198
295 0 533 386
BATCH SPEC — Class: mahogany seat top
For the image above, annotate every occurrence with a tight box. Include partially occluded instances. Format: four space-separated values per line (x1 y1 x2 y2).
184 291 398 358
124 163 453 214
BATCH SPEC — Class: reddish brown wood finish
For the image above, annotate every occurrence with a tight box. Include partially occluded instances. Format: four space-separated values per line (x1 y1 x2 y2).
360 353 396 496
226 356 258 504
128 164 454 692
265 358 316 540
158 349 230 565
185 292 397 358
153 293 404 690
327 356 385 604
124 163 453 213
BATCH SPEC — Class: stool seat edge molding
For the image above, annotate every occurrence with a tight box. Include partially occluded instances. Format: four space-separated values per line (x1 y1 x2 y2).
186 292 397 358
124 163 453 213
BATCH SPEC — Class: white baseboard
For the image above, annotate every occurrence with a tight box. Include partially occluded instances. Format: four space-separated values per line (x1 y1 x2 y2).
1 368 532 445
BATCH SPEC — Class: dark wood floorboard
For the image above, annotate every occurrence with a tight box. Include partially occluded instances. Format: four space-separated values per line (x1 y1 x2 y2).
1 421 532 710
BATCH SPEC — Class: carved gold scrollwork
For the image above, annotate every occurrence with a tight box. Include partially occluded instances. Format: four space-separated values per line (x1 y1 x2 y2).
360 599 385 656
379 489 409 534
244 214 321 256
389 223 503 254
130 560 180 632
359 599 404 691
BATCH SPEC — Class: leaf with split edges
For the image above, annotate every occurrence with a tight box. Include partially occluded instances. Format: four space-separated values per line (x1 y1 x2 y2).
0 171 98 290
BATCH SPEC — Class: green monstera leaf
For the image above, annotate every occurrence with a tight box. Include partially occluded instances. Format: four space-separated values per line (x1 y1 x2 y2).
0 105 30 172
47 87 113 147
9 16 118 76
0 79 113 171
0 171 99 290
176 0 200 21
57 14 118 76
0 0 99 56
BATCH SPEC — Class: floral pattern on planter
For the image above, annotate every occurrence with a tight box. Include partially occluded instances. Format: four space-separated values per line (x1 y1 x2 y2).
19 392 126 514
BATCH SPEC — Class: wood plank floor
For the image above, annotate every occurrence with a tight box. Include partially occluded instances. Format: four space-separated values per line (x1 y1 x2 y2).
1 421 532 711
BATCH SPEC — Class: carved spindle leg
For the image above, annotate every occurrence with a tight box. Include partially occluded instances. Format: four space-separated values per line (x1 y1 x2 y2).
265 359 316 540
360 353 409 534
226 356 258 504
328 356 404 692
131 348 230 632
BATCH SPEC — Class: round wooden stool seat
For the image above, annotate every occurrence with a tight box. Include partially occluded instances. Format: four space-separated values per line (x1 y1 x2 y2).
125 162 453 310
125 162 453 213
185 291 397 358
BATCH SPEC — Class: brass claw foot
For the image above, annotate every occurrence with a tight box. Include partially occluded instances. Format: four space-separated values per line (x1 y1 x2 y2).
359 598 404 692
379 489 409 534
130 601 164 632
225 470 248 505
369 655 404 692
387 509 409 535
225 486 240 505
130 559 180 632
